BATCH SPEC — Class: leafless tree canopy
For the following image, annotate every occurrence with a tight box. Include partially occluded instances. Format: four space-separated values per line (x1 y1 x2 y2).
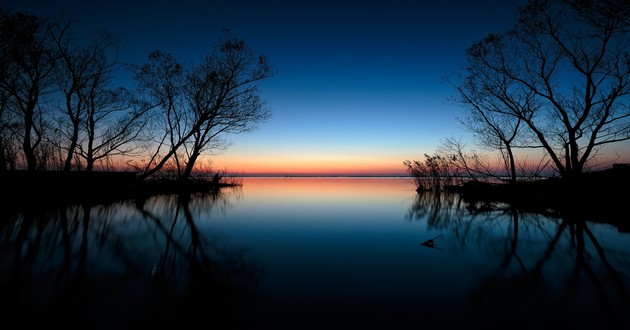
130 31 273 181
0 10 57 170
451 0 630 178
0 7 273 180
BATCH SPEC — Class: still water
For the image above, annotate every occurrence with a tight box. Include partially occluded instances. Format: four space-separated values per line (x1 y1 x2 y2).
1 177 629 329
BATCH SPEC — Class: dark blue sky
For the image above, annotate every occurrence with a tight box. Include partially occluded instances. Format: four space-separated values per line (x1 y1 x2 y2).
7 0 529 175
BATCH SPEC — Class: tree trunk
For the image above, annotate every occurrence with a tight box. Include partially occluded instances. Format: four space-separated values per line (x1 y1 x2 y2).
86 155 94 172
63 120 80 171
181 150 200 181
0 138 6 172
507 145 517 184
23 105 37 171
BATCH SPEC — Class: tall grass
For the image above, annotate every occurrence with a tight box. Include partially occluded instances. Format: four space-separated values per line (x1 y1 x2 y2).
403 154 457 191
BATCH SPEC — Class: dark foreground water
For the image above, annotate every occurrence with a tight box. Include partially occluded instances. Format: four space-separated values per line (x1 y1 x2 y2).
1 177 629 329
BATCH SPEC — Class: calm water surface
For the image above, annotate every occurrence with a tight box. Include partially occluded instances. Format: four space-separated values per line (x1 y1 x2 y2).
1 177 629 329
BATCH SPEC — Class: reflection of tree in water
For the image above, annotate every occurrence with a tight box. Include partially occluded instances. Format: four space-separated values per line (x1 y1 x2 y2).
0 188 259 329
406 192 465 229
407 192 630 327
406 192 533 251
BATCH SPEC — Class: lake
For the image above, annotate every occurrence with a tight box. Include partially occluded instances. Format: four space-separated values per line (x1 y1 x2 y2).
1 177 629 329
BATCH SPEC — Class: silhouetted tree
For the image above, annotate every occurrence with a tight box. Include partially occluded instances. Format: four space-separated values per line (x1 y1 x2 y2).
79 86 151 171
453 0 630 178
51 16 85 171
51 19 152 172
450 78 527 183
53 23 106 170
0 75 13 171
132 32 272 181
0 10 8 171
0 10 58 170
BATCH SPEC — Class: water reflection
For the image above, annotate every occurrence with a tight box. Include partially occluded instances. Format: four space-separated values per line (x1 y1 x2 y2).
1 178 629 328
407 191 630 328
0 188 260 329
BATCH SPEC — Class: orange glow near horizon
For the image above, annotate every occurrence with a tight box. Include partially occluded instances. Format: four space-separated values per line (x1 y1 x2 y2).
214 150 630 177
108 144 630 177
208 154 410 176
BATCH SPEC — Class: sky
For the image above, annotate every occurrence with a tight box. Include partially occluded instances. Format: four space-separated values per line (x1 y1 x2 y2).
7 0 539 176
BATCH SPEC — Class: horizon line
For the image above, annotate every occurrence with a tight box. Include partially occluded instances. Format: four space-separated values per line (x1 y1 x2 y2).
226 174 411 178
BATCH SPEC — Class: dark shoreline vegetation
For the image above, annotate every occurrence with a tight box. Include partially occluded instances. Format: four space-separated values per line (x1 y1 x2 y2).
426 164 630 233
3 164 629 231
0 170 240 210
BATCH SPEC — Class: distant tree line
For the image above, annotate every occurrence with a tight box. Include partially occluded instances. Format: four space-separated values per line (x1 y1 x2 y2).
406 0 629 188
0 8 272 182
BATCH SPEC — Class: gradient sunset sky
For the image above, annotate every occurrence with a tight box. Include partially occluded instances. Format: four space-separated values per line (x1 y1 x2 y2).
7 0 589 176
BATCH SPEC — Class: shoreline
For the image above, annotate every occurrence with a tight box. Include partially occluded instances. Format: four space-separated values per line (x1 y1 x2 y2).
0 170 237 210
2 167 628 221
